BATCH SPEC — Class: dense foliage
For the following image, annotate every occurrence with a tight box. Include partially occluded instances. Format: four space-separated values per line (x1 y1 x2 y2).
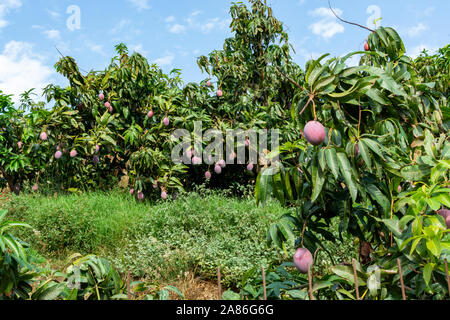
1 0 449 300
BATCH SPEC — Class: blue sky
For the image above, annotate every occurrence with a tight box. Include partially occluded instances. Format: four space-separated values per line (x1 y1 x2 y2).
0 0 449 102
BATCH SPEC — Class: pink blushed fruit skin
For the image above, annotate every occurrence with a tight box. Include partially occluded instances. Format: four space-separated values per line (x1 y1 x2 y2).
247 163 254 171
438 209 450 228
105 102 111 108
293 248 313 274
32 184 39 192
99 93 104 101
192 156 202 165
17 141 23 149
138 192 145 200
304 121 326 146
161 192 168 200
147 110 154 118
55 151 63 159
214 165 222 174
163 117 170 126
206 81 211 87
205 171 212 180
364 42 370 51
95 145 100 153
130 189 135 195
40 132 48 141
398 185 402 193
70 150 78 158
217 90 223 97
218 160 226 168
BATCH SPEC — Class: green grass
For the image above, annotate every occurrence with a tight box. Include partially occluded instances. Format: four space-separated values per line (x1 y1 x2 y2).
5 189 293 286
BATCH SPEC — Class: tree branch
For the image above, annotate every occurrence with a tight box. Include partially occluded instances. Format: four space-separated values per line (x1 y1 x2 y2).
328 1 375 33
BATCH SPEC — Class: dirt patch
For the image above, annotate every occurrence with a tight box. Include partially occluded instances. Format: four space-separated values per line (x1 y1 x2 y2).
168 272 219 300
0 188 10 207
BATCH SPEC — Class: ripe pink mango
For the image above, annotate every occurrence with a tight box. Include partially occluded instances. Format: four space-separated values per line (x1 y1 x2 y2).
206 80 212 87
55 151 63 159
192 156 202 165
32 184 39 192
304 121 326 146
293 248 313 274
364 42 370 51
147 110 154 118
397 185 402 193
105 102 111 108
130 189 135 195
17 141 23 149
70 150 78 158
214 164 222 174
138 192 145 200
40 132 48 141
163 117 170 126
218 159 226 168
217 90 223 97
205 171 212 179
161 192 168 200
95 145 100 153
247 163 254 171
438 209 450 226
99 93 105 101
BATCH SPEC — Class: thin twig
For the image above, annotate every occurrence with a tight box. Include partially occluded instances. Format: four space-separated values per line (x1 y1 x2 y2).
397 259 406 300
262 267 267 300
445 259 450 298
127 271 131 300
352 259 360 300
328 1 375 33
275 66 306 91
217 267 222 300
307 267 314 300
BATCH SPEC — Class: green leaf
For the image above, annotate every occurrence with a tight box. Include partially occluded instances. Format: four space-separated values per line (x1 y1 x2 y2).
331 265 366 286
426 237 441 257
311 155 325 203
401 165 432 181
337 152 358 201
423 263 434 286
325 148 340 180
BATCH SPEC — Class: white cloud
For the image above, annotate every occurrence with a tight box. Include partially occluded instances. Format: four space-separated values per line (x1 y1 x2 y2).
153 53 174 66
44 29 61 41
407 23 428 38
165 15 175 23
127 0 150 10
129 43 147 55
0 41 53 102
169 23 186 34
46 9 60 18
308 7 344 39
110 19 131 34
200 17 230 34
0 0 22 29
409 44 439 59
87 43 105 55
